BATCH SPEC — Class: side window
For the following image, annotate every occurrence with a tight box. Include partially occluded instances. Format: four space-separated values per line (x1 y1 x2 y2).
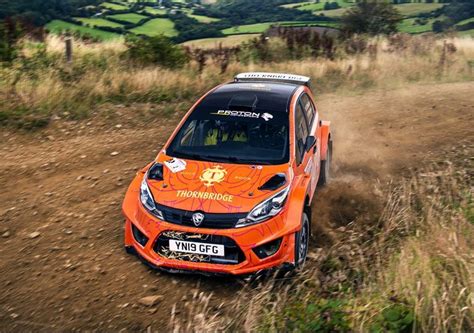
295 101 309 165
300 94 315 129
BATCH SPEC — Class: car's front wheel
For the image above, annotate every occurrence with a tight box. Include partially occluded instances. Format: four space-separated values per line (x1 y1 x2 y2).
294 211 310 268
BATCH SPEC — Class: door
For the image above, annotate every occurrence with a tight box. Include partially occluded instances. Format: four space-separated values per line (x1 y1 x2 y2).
298 93 320 195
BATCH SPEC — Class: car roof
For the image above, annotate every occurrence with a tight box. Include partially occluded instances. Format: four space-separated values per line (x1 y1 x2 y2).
197 82 300 114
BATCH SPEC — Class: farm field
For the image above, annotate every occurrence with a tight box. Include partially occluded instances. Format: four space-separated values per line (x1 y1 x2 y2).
76 17 124 28
142 6 167 15
100 2 129 10
399 17 436 34
108 13 148 24
282 0 354 11
46 20 121 40
394 3 444 16
129 18 178 37
182 9 220 23
222 21 338 35
182 34 260 48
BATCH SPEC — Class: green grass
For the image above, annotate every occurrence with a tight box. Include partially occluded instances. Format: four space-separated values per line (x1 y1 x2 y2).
75 17 124 28
143 6 167 15
457 17 474 26
222 21 338 35
46 20 121 40
182 34 260 49
129 18 178 37
398 17 435 34
281 0 353 11
100 2 129 10
393 3 444 17
182 9 220 23
108 13 148 24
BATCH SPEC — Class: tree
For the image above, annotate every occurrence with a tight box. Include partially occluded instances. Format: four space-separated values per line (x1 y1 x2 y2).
124 35 188 69
341 1 402 36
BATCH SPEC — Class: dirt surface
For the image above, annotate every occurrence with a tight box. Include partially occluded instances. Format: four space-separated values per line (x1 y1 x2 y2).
0 81 473 331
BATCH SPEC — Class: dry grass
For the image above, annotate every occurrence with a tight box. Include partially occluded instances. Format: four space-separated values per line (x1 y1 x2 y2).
170 157 473 332
1 34 473 129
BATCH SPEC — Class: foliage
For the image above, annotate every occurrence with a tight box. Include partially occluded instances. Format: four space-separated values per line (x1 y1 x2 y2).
124 35 188 68
0 0 101 26
0 19 24 63
271 299 350 332
341 1 403 35
370 302 415 333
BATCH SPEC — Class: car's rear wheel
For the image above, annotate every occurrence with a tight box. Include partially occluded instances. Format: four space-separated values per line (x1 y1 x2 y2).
318 139 332 186
294 211 310 268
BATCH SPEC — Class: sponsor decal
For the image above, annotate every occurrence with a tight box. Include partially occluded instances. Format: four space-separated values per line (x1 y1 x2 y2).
200 165 227 187
211 110 273 121
164 158 186 173
176 190 233 202
261 113 273 121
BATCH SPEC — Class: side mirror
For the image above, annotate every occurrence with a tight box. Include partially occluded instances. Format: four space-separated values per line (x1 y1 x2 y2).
305 136 317 152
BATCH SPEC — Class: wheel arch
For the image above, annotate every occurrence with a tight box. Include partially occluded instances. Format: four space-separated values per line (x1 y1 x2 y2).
320 120 332 161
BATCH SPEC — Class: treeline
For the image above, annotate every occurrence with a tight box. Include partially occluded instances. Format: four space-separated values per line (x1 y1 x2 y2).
431 1 474 32
195 0 331 26
0 0 101 26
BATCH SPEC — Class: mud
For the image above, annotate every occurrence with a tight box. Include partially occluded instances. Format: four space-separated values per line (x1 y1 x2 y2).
0 82 473 331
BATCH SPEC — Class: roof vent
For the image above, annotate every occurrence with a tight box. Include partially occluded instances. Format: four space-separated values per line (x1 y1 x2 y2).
228 93 258 111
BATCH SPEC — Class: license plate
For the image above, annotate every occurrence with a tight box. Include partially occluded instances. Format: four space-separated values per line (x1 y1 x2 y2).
169 240 225 257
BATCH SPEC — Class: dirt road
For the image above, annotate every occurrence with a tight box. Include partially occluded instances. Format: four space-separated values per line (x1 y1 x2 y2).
1 81 473 331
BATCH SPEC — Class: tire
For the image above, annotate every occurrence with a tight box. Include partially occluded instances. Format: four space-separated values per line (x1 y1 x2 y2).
318 139 332 187
294 211 310 269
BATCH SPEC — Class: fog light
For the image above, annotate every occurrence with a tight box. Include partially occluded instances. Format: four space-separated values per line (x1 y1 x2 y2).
131 224 149 247
252 238 282 259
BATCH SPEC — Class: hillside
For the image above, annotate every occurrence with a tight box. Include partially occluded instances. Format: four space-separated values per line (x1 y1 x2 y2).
3 0 473 43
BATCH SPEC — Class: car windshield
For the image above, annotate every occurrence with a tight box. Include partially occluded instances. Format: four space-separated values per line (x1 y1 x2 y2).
167 109 289 165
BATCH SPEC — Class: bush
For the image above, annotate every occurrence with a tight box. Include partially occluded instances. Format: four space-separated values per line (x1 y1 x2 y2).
342 1 402 36
124 35 188 69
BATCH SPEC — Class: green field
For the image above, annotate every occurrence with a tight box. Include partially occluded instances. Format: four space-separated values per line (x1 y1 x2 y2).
46 20 120 40
183 34 260 48
100 2 128 10
281 0 354 11
182 9 220 23
398 17 435 34
108 13 148 24
457 17 474 26
76 17 123 28
143 6 167 15
129 18 178 37
394 3 444 16
222 21 337 35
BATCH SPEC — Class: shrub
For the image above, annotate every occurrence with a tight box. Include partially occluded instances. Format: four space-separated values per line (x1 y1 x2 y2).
341 1 402 36
124 35 188 69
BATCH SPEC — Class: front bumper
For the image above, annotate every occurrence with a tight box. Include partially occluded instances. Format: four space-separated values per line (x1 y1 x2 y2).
122 196 298 275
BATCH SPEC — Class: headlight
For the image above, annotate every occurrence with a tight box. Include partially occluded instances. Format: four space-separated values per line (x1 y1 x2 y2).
236 186 290 228
140 175 164 220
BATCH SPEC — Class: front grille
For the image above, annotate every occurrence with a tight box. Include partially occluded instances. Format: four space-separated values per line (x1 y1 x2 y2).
156 203 247 229
154 231 246 265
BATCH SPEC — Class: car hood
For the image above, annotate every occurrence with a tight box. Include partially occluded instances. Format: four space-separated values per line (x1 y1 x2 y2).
147 153 290 214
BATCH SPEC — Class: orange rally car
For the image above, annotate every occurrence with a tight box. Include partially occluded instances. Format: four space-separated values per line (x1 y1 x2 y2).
122 72 332 275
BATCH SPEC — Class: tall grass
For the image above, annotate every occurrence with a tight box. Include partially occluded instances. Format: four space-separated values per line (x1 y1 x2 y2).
170 160 473 332
1 34 473 129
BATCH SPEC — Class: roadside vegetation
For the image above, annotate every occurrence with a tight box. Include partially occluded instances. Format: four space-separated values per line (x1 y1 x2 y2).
171 157 473 332
0 33 473 130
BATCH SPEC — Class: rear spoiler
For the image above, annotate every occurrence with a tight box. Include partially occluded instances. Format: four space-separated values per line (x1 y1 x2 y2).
234 72 312 88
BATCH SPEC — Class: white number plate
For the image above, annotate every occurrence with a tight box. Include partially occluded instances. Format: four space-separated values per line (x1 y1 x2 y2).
169 240 225 257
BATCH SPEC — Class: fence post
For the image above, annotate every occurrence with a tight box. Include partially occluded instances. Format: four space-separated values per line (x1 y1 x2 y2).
65 37 73 64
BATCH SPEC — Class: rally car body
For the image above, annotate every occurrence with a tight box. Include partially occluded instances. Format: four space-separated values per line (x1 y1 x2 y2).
122 72 332 275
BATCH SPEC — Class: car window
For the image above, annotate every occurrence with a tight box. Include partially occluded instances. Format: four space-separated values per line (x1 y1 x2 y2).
300 93 315 128
295 101 309 165
168 112 289 165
